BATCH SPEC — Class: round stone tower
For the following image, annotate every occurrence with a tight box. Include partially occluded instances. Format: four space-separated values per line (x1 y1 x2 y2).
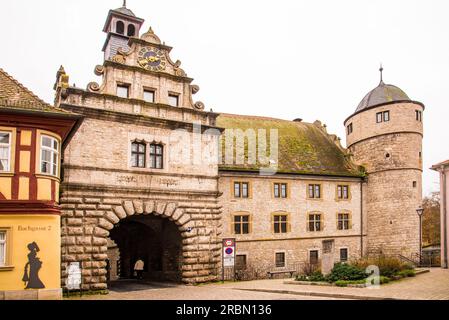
344 70 425 258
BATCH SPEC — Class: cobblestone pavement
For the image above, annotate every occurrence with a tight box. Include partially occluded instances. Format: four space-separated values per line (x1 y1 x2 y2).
68 280 340 300
212 268 449 300
68 269 449 300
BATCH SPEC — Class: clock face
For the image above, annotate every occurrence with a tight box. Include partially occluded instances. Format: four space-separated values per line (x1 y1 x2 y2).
138 47 167 71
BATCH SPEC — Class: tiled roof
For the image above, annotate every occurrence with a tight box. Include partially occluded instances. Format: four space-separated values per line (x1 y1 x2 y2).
431 160 449 170
0 68 72 115
217 113 364 177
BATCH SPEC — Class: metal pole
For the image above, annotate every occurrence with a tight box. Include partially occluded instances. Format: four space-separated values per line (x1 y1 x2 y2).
419 214 422 266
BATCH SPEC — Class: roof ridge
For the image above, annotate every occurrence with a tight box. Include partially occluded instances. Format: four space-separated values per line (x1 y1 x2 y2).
0 68 51 107
218 112 311 124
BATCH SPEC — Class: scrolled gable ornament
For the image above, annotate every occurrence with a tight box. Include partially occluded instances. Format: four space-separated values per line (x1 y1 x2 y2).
194 101 206 111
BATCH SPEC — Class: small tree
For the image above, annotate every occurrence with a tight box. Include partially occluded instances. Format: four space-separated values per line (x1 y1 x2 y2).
422 192 441 247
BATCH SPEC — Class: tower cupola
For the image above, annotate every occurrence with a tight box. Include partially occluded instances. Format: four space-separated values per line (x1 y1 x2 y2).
102 1 144 60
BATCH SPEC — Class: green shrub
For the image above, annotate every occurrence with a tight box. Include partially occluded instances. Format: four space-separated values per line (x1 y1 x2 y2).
367 276 390 285
308 271 326 282
335 280 366 287
398 269 416 278
296 275 308 281
351 256 414 278
327 263 367 282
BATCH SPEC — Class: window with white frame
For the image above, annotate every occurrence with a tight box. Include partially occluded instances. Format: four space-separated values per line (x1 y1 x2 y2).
0 132 11 172
40 135 59 176
0 231 6 267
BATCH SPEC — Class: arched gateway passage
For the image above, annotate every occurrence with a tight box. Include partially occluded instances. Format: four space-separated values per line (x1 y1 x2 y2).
108 215 183 282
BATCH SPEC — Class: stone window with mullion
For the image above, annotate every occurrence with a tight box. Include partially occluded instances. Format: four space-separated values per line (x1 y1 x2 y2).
308 213 323 232
308 184 321 199
149 143 164 169
274 182 288 198
232 214 251 235
337 213 352 230
131 141 146 168
337 185 350 200
272 213 290 234
234 182 249 198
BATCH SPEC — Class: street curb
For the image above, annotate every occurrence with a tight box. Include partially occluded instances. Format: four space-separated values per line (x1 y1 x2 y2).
235 288 399 300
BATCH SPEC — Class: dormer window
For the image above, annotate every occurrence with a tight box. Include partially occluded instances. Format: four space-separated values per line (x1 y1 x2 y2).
117 84 130 98
168 94 179 107
116 21 125 35
127 24 136 37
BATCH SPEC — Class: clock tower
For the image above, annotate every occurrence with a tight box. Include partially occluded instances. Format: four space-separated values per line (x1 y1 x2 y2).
102 1 144 60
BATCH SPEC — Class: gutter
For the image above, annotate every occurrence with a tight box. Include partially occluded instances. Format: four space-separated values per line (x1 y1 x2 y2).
360 179 364 258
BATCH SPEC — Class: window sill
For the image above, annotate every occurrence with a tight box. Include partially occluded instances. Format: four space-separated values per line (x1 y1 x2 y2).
35 174 60 182
0 266 15 272
0 172 15 177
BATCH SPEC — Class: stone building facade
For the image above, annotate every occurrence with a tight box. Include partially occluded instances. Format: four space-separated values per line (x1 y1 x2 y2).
54 6 223 290
53 4 425 290
344 83 424 257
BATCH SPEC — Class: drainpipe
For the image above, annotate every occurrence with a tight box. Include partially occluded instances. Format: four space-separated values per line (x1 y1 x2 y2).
360 179 364 258
442 166 448 269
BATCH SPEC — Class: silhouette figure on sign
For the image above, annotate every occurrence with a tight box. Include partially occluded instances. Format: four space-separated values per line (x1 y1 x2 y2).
22 242 45 289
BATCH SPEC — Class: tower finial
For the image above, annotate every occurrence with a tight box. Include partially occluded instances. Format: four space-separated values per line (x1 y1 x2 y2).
379 63 384 84
123 0 127 7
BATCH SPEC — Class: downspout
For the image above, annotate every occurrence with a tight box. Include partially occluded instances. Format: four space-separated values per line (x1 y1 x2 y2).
442 166 448 269
360 179 364 258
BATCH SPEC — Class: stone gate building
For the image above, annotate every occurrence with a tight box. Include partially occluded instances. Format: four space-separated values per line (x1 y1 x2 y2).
54 4 425 290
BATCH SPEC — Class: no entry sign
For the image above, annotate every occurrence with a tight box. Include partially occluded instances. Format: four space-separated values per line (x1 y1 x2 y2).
222 238 236 268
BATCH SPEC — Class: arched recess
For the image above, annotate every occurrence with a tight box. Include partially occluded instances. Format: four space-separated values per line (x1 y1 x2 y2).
96 201 195 282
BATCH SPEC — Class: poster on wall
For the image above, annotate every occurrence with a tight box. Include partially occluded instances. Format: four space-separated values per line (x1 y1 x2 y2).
66 262 82 290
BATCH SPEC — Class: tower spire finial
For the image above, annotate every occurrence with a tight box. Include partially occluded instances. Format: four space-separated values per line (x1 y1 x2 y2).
123 0 127 7
379 63 384 84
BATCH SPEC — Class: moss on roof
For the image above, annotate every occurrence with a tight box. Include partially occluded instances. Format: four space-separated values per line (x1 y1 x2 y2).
217 113 364 177
0 68 73 115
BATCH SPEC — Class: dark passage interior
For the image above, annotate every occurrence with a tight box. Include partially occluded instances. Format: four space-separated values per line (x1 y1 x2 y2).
108 215 183 282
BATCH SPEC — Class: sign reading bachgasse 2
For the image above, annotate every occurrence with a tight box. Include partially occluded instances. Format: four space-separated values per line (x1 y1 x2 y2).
222 238 236 268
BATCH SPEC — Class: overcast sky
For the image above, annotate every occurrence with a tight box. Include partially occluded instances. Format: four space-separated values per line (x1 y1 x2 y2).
1 0 447 196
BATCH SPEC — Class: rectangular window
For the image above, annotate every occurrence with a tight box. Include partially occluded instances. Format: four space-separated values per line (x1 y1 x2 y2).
274 183 288 198
0 231 6 267
337 213 351 230
40 135 59 176
131 142 146 168
308 184 321 199
376 112 383 123
233 215 250 235
273 214 288 234
0 132 11 172
234 182 249 198
337 185 350 200
143 89 155 103
275 252 285 268
308 214 322 232
383 111 390 122
309 250 319 265
117 84 129 98
416 110 422 122
340 248 348 262
236 255 247 270
168 94 179 107
347 123 353 135
149 144 163 169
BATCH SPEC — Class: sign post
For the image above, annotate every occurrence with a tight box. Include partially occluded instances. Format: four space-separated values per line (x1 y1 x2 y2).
222 238 236 282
